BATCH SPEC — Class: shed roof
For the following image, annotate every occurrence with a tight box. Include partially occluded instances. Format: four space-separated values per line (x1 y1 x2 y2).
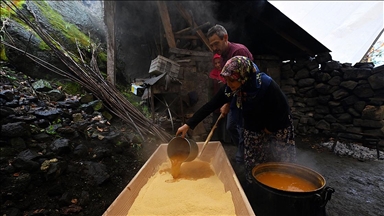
270 1 384 64
209 0 331 60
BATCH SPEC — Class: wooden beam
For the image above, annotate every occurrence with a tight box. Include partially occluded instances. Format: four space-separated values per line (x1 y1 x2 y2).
175 3 212 52
175 27 192 35
173 35 199 40
169 47 212 57
174 22 210 35
258 16 314 56
157 1 176 48
104 1 116 85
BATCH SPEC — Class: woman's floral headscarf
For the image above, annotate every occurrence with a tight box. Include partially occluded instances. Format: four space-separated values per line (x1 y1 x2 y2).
220 56 262 108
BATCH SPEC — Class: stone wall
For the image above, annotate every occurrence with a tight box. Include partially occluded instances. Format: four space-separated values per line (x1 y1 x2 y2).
280 52 384 148
171 54 213 136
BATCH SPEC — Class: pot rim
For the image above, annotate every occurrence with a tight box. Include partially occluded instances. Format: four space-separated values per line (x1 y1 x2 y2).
167 137 198 162
252 162 326 193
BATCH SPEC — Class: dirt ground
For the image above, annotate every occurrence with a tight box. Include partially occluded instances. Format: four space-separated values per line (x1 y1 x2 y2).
294 136 384 216
133 132 384 216
2 119 383 216
221 135 384 216
105 133 384 216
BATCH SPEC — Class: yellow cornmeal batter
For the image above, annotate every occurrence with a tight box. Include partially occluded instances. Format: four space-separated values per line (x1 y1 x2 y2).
127 160 236 216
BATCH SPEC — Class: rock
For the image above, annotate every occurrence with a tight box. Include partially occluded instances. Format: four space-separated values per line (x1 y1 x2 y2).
338 113 353 123
353 84 375 98
315 83 331 94
12 157 40 172
315 52 332 63
91 146 111 160
368 72 384 90
354 62 375 69
82 161 110 185
362 105 384 121
340 80 358 90
34 108 62 120
322 60 341 71
328 76 342 86
10 137 26 151
73 144 89 157
342 68 372 80
315 72 332 82
294 68 310 79
0 90 14 101
80 93 94 103
341 95 359 106
46 161 67 180
353 119 384 128
47 89 66 101
50 138 71 155
298 78 315 87
0 106 15 118
332 89 349 100
1 122 30 137
32 79 53 92
315 119 330 130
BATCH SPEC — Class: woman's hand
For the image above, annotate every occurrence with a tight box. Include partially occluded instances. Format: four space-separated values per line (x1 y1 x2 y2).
176 124 190 138
220 103 230 115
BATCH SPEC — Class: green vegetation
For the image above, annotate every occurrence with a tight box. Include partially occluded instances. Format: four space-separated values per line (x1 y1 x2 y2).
1 1 51 59
1 1 26 61
98 52 107 62
118 84 151 119
34 1 92 51
45 118 62 135
0 44 8 61
55 80 83 95
0 0 26 20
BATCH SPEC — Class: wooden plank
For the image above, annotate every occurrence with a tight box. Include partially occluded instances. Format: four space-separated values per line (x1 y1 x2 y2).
175 3 212 52
157 1 176 48
173 35 199 40
104 1 116 85
102 142 255 216
169 47 212 57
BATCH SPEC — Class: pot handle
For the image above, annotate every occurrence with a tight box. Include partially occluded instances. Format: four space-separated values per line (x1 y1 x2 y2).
315 187 335 208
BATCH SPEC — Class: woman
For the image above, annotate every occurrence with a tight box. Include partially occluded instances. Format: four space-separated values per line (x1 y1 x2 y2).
176 56 296 183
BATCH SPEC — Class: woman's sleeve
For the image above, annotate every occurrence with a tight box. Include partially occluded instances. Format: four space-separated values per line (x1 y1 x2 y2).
186 85 229 129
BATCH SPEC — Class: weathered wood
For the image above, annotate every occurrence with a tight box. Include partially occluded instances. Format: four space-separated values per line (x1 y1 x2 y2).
169 47 212 57
157 1 176 48
176 59 191 63
173 35 199 40
104 1 116 85
175 3 212 52
174 27 192 35
174 22 210 35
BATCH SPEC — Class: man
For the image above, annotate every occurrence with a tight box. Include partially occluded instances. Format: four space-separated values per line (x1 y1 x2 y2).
207 24 255 164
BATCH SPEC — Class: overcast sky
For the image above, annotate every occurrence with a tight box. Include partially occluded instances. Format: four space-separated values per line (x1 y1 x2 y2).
269 1 383 65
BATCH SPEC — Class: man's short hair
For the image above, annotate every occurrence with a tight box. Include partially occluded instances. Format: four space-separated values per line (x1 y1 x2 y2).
207 24 227 39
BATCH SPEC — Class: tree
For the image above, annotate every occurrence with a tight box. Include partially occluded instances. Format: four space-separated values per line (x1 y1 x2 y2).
361 34 384 66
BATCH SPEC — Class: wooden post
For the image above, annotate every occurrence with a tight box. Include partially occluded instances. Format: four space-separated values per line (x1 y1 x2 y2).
157 1 176 48
175 3 212 52
104 1 116 85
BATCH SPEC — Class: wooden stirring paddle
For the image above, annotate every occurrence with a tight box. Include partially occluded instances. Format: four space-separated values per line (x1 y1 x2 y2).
198 113 224 157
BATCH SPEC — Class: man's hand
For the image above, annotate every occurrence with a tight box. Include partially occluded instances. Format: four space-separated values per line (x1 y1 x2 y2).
176 124 190 138
220 103 230 115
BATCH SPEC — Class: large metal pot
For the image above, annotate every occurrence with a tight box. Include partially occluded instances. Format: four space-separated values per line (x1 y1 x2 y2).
167 137 198 162
251 162 335 216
